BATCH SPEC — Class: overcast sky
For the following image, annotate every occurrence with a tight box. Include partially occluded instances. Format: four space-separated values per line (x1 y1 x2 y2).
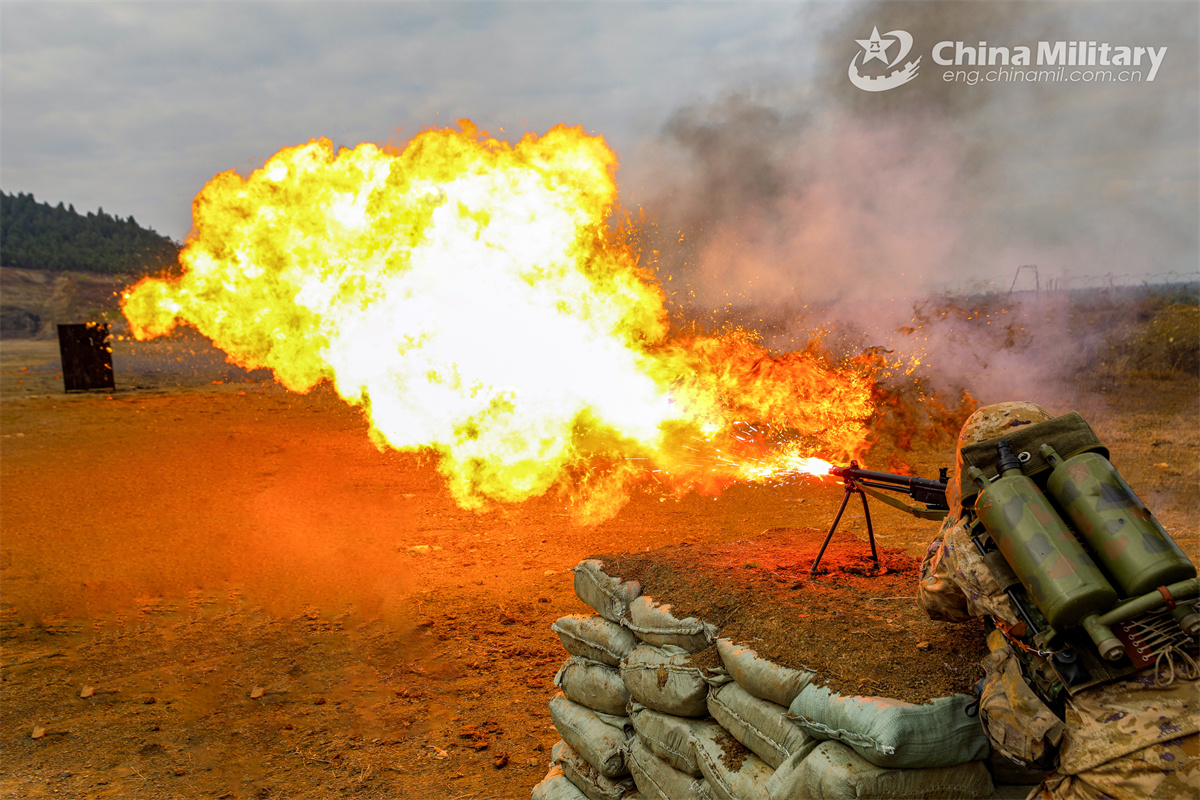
2 1 1197 295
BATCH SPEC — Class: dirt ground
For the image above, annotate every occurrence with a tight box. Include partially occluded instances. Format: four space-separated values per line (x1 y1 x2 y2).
594 533 993 704
1 333 1196 799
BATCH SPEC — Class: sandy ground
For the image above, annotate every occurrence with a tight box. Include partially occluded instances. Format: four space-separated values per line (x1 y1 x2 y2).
1 335 1196 799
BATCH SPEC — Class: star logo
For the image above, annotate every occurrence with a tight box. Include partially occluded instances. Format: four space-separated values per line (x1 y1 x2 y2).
856 26 895 65
848 26 921 92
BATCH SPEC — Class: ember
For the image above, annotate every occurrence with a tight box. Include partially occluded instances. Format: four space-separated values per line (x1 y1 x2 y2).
122 123 872 520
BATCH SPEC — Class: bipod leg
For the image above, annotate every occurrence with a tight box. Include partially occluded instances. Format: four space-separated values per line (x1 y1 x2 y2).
860 487 879 566
811 485 855 576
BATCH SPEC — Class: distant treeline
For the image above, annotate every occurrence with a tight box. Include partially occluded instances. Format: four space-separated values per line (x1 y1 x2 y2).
1 191 180 275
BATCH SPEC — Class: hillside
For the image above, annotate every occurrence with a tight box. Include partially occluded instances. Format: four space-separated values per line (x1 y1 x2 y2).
1 191 179 275
0 192 183 338
0 267 130 339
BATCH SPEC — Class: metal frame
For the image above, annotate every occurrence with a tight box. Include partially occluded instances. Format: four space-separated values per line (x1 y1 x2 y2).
810 471 878 575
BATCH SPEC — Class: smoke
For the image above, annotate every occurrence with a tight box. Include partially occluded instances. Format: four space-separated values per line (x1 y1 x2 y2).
645 98 964 311
627 1 1197 410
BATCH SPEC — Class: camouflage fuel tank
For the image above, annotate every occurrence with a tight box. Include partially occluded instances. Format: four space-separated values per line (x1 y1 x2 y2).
970 441 1118 630
1040 444 1197 598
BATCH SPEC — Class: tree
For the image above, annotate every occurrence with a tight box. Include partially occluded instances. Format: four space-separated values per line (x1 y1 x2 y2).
0 191 179 275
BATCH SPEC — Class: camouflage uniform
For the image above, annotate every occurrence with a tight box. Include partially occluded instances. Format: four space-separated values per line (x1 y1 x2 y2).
918 402 1200 800
1035 672 1199 800
978 629 1065 771
919 512 1022 625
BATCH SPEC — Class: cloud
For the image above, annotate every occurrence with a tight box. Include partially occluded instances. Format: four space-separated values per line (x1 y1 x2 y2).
0 2 826 241
2 0 1194 295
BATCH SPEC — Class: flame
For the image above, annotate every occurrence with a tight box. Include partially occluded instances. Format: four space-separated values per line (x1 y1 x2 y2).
122 123 874 521
764 454 836 480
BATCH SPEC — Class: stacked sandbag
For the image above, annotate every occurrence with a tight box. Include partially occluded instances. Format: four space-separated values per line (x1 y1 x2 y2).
551 741 637 800
532 559 1000 800
717 639 996 799
785 683 991 769
549 694 632 773
625 595 719 652
552 615 638 667
715 639 815 708
530 560 726 798
628 703 722 777
692 721 777 800
627 736 708 800
532 563 642 798
707 681 818 769
620 643 722 718
616 625 730 796
573 560 642 623
556 656 631 716
531 765 588 800
767 741 995 800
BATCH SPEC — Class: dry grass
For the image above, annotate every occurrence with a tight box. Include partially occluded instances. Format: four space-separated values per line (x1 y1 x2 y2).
1109 302 1200 376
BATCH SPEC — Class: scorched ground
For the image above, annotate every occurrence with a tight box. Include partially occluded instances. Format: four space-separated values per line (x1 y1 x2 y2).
1 334 1197 799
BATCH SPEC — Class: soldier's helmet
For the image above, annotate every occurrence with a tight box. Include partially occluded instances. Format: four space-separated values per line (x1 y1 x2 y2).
957 401 1054 446
948 401 1055 515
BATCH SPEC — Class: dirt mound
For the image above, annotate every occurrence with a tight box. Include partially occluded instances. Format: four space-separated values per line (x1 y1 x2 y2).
594 529 989 703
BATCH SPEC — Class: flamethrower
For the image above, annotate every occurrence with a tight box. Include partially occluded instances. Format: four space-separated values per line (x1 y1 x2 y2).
810 421 1198 691
968 439 1199 692
810 462 949 575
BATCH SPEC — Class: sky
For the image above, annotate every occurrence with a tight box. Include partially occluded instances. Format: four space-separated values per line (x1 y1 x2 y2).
2 1 1197 301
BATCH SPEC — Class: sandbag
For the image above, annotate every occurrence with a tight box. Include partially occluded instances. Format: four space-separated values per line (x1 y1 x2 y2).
627 735 709 800
549 693 632 779
787 684 990 769
715 638 815 708
628 702 724 777
621 644 726 718
707 682 817 770
555 656 631 717
574 560 641 623
531 765 590 800
624 595 719 653
552 740 637 800
692 724 775 800
768 740 994 800
553 615 639 667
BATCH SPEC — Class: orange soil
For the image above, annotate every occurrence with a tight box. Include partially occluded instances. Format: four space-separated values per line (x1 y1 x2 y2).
1 336 1195 799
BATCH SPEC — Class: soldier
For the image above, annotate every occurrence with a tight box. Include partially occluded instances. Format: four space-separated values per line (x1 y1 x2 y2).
918 401 1199 799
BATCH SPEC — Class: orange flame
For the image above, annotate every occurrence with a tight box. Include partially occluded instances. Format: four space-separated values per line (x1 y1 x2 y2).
122 123 873 521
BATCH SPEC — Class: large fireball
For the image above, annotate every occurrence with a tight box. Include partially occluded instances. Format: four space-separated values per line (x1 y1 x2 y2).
122 123 870 520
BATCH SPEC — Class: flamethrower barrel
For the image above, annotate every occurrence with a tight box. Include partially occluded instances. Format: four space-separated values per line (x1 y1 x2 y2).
856 477 941 497
829 466 947 494
811 462 951 575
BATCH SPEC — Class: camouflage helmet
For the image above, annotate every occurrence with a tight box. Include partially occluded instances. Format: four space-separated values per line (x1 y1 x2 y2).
948 401 1054 516
957 401 1054 446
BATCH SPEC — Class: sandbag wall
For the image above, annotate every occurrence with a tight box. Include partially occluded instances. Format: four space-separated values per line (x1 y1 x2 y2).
531 559 998 800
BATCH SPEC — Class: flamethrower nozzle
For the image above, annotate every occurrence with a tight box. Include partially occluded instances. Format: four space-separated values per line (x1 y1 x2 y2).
828 462 856 480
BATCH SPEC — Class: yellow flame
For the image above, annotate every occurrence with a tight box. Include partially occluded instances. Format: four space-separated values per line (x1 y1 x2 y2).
123 123 874 521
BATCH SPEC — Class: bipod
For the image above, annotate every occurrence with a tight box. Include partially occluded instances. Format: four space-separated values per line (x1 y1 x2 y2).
810 465 878 575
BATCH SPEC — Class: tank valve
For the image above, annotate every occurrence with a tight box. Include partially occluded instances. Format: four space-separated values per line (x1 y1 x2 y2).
1082 614 1126 661
1173 603 1200 637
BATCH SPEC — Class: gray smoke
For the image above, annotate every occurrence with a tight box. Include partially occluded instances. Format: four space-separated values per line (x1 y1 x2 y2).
632 1 1198 406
